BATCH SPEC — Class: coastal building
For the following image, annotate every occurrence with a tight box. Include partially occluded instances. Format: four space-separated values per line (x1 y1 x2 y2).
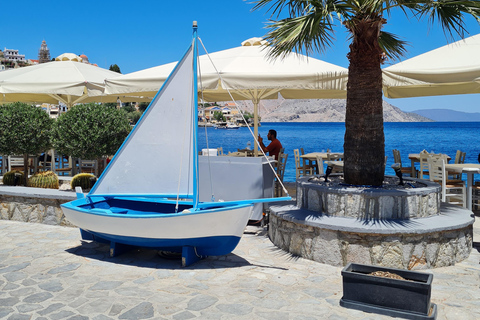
80 54 89 64
38 40 51 63
3 48 26 63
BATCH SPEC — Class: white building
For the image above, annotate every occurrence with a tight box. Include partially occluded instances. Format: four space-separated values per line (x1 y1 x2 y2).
3 48 26 62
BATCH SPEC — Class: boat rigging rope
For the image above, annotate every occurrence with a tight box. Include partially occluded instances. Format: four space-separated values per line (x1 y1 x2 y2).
198 37 289 196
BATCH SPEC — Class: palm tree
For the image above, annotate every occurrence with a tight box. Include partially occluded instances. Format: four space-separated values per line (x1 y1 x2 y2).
253 0 480 186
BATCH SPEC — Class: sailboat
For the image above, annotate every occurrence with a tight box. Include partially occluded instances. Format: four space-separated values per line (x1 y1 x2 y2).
61 22 290 266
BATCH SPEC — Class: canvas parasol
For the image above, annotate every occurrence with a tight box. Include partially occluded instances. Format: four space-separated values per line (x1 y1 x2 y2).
0 60 146 108
105 37 348 153
382 33 480 98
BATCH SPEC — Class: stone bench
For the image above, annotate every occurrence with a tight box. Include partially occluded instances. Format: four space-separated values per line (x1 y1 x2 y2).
268 201 474 269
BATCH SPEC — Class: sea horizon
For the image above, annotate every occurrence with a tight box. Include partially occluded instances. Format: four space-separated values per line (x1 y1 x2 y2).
198 121 480 182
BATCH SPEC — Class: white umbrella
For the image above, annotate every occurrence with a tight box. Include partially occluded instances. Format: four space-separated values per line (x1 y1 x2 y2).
0 61 144 108
382 33 480 98
105 37 348 153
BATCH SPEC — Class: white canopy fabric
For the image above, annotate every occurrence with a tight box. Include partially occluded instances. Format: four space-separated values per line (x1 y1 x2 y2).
0 61 143 108
105 37 348 153
105 37 348 100
382 33 480 98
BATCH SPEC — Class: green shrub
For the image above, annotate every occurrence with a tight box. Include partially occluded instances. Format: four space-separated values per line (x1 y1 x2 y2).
2 170 26 186
71 173 97 190
51 103 131 160
27 171 59 189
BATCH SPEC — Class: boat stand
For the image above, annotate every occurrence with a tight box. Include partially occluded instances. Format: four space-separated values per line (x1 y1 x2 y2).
80 229 135 257
182 246 204 267
80 229 204 266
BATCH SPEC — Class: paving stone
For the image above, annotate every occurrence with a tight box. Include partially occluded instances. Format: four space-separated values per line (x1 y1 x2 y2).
47 263 82 274
49 310 75 320
0 297 20 307
4 272 28 282
38 280 64 292
0 263 30 274
118 302 154 319
89 281 123 290
186 294 219 311
0 307 14 318
6 314 31 320
15 303 43 313
22 292 53 304
172 311 196 320
37 303 66 316
215 303 253 315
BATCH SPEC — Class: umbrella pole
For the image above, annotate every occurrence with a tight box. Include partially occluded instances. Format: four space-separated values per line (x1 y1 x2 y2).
253 99 259 156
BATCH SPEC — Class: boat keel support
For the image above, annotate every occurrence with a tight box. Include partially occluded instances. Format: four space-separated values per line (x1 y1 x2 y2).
109 241 135 257
182 246 204 267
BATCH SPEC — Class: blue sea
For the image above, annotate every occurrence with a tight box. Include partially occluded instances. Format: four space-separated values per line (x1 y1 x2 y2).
198 122 480 182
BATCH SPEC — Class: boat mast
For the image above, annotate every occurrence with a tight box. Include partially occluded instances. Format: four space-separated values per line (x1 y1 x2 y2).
192 21 199 209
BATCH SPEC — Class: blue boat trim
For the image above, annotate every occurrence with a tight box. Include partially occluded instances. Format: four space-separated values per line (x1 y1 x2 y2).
80 228 242 257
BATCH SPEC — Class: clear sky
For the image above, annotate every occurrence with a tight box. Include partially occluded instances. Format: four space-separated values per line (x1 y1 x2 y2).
2 0 480 113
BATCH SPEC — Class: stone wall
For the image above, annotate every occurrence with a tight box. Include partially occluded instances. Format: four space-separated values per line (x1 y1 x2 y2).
269 207 474 269
0 192 75 227
297 178 442 219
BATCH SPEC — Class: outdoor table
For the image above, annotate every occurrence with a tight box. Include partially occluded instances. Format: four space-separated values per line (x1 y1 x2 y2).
408 153 452 178
301 152 343 174
444 163 480 211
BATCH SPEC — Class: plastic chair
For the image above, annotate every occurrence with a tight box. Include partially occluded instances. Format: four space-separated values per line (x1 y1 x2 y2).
294 149 314 179
427 155 465 207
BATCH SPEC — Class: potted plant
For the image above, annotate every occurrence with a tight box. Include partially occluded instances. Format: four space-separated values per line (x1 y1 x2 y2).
340 263 437 320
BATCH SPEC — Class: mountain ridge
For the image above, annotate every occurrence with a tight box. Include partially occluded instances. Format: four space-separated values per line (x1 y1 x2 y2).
231 99 432 122
411 108 480 122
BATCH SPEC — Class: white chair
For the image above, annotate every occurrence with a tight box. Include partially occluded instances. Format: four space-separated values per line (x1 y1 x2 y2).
418 151 432 179
428 155 465 207
7 155 25 172
294 149 314 179
79 159 98 177
275 152 288 197
450 150 466 180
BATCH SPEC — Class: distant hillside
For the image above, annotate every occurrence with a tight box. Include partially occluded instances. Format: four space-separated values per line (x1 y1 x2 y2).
231 99 432 122
412 109 480 122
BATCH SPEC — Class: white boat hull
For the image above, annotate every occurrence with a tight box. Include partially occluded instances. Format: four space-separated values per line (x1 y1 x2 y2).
61 197 253 258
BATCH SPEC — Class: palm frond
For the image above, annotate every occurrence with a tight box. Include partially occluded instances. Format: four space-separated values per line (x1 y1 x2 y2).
262 13 336 58
414 0 480 40
378 31 409 61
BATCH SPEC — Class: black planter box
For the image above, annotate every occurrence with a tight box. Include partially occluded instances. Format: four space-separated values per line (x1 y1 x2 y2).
340 263 437 320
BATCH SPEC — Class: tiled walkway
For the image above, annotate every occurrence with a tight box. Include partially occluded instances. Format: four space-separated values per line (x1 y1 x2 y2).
0 216 479 319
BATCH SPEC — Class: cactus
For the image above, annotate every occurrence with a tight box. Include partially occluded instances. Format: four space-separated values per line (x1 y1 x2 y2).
2 170 26 186
27 171 59 189
71 173 97 190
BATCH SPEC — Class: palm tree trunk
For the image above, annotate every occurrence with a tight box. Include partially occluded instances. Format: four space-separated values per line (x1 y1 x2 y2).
344 21 385 186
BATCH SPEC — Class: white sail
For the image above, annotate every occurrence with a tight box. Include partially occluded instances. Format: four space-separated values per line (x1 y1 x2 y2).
90 43 196 197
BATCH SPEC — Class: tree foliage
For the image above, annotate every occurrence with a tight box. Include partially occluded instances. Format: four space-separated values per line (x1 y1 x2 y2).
213 111 226 122
51 103 131 159
0 102 53 156
109 64 121 73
